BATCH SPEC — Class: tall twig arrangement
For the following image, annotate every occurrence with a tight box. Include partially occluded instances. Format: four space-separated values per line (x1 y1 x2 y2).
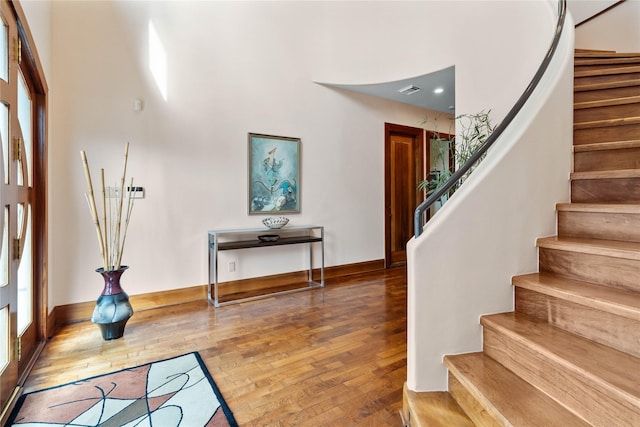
80 143 136 271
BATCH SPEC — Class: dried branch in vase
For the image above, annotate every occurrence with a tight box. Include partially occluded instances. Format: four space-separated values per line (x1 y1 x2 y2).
80 142 136 272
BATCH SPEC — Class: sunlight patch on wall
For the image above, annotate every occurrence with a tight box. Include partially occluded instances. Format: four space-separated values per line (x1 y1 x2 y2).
148 21 167 101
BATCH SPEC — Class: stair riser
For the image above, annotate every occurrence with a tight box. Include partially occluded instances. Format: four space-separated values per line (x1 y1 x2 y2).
571 177 640 203
402 385 474 427
483 326 640 426
448 374 505 427
558 210 640 242
574 147 640 172
575 102 640 123
575 72 640 86
515 287 640 358
575 62 640 72
574 123 640 145
539 248 640 292
446 353 593 426
575 85 640 103
575 51 633 57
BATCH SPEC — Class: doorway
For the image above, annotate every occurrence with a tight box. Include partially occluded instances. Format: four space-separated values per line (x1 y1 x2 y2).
0 0 48 419
384 124 423 267
424 130 455 220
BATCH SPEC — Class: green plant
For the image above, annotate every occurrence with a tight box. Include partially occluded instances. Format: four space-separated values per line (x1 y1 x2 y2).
418 110 495 197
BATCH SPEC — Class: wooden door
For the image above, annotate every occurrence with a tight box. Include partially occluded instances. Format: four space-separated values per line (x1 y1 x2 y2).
384 124 423 267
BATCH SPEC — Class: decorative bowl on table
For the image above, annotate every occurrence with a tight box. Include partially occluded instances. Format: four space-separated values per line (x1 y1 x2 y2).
262 216 289 229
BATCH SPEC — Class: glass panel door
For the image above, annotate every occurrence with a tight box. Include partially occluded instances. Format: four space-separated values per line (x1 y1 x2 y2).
0 0 46 415
428 137 452 216
0 1 17 410
15 63 32 339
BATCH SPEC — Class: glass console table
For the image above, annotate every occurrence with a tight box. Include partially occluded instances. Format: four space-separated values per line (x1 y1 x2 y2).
208 225 324 307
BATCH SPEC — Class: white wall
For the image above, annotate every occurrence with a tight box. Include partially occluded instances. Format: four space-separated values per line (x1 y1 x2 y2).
574 0 640 51
18 1 560 309
407 6 575 391
314 1 555 123
568 0 618 25
19 0 50 80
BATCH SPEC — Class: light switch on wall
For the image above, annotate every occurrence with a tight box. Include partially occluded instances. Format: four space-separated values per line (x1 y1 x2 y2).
107 186 145 199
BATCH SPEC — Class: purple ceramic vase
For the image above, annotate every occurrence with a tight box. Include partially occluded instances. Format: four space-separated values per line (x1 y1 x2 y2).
91 266 134 340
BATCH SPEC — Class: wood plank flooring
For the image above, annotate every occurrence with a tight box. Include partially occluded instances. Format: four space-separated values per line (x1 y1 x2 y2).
22 267 407 426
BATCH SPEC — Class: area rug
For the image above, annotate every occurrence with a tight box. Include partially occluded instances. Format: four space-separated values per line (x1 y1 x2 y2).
6 352 238 427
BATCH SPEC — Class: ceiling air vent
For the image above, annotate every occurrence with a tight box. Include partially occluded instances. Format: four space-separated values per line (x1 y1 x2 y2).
398 85 421 95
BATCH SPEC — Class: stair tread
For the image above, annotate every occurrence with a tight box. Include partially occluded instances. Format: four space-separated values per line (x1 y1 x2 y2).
513 272 640 321
445 352 591 426
575 95 640 110
573 139 640 152
403 384 474 427
556 202 640 213
481 312 640 401
574 116 640 130
537 235 640 260
575 65 640 78
575 78 640 92
571 169 640 180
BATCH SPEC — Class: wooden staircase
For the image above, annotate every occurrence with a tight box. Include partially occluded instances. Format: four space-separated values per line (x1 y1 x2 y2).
403 49 640 426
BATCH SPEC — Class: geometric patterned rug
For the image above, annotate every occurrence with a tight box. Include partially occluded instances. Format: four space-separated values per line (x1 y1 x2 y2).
6 352 238 426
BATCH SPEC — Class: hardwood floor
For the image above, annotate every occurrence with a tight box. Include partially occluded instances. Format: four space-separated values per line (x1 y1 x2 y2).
23 267 407 426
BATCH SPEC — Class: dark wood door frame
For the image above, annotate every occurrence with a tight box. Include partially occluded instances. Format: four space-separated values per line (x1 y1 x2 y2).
384 123 424 268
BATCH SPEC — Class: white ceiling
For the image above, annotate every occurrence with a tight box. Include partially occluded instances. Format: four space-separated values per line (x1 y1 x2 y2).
329 66 455 114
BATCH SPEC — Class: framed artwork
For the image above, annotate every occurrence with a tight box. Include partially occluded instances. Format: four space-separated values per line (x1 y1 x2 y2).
248 133 300 214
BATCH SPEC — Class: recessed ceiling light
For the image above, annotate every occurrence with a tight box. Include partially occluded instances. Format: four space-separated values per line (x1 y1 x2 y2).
398 85 421 95
433 87 444 94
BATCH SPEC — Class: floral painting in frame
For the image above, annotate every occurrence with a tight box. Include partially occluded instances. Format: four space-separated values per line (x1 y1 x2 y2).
248 133 300 214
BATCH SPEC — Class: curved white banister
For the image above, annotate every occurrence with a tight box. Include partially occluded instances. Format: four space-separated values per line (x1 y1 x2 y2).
407 1 575 391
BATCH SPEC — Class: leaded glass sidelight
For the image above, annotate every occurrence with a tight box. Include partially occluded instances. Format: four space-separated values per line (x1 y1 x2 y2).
17 203 31 335
0 15 7 83
0 103 7 185
18 69 31 187
0 206 7 289
0 305 8 373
